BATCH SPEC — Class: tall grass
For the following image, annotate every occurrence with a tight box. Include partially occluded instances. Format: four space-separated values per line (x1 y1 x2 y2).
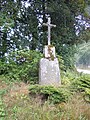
4 93 90 120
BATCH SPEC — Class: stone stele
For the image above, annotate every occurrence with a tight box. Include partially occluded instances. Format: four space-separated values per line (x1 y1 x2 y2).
39 45 61 86
39 17 60 86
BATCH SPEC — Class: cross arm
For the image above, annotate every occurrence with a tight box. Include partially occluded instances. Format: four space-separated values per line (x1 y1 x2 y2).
43 23 56 28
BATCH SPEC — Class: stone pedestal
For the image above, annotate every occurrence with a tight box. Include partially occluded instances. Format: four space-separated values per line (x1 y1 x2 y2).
39 58 61 86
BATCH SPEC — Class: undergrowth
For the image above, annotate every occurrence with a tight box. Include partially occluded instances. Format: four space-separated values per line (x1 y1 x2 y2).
0 50 43 84
0 50 90 119
0 98 6 120
29 85 71 104
0 71 90 120
3 93 90 120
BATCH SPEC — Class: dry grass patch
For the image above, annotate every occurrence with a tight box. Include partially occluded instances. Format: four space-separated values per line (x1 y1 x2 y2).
4 91 90 120
60 93 90 120
0 80 90 120
0 79 7 90
3 82 29 106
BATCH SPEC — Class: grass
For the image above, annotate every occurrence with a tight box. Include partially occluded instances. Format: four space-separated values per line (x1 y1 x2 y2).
3 93 90 120
0 75 90 120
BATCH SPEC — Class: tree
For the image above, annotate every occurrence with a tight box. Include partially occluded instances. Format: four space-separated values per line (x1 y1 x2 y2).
43 0 86 68
0 0 17 58
75 41 90 68
0 0 89 68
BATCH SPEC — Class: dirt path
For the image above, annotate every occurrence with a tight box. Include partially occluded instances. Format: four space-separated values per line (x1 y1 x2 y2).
77 68 90 74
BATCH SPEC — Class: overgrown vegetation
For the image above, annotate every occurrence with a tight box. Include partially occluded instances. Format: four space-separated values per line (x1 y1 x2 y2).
29 74 90 104
0 98 6 119
71 74 90 102
0 50 90 104
0 0 90 119
1 0 90 69
0 50 65 83
29 85 71 104
0 79 90 120
0 50 43 84
0 49 90 119
0 69 90 119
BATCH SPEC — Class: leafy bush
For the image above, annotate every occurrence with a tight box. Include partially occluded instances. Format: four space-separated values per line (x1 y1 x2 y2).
71 75 90 90
61 70 79 85
57 55 66 71
84 88 90 102
29 85 71 104
0 49 66 84
0 50 43 83
70 74 90 102
0 60 9 75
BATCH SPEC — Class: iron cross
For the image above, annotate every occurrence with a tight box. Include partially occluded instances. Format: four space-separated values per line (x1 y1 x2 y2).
43 17 56 45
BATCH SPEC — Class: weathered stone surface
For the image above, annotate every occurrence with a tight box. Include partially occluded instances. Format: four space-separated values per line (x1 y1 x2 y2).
39 58 61 86
43 45 56 58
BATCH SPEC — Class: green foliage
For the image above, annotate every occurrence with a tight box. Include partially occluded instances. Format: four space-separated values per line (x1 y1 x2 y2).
85 88 90 96
9 50 42 83
0 69 90 119
61 70 90 102
61 70 78 85
0 50 43 83
0 13 14 31
0 89 7 97
4 92 89 120
0 49 66 84
60 45 77 70
0 9 15 58
0 0 89 69
70 74 90 102
0 60 9 75
84 88 90 102
79 75 90 89
57 54 66 71
0 98 6 119
29 85 71 104
75 41 90 68
78 75 90 102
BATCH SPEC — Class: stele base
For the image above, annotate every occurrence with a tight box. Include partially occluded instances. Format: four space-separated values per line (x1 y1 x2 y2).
39 57 61 86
